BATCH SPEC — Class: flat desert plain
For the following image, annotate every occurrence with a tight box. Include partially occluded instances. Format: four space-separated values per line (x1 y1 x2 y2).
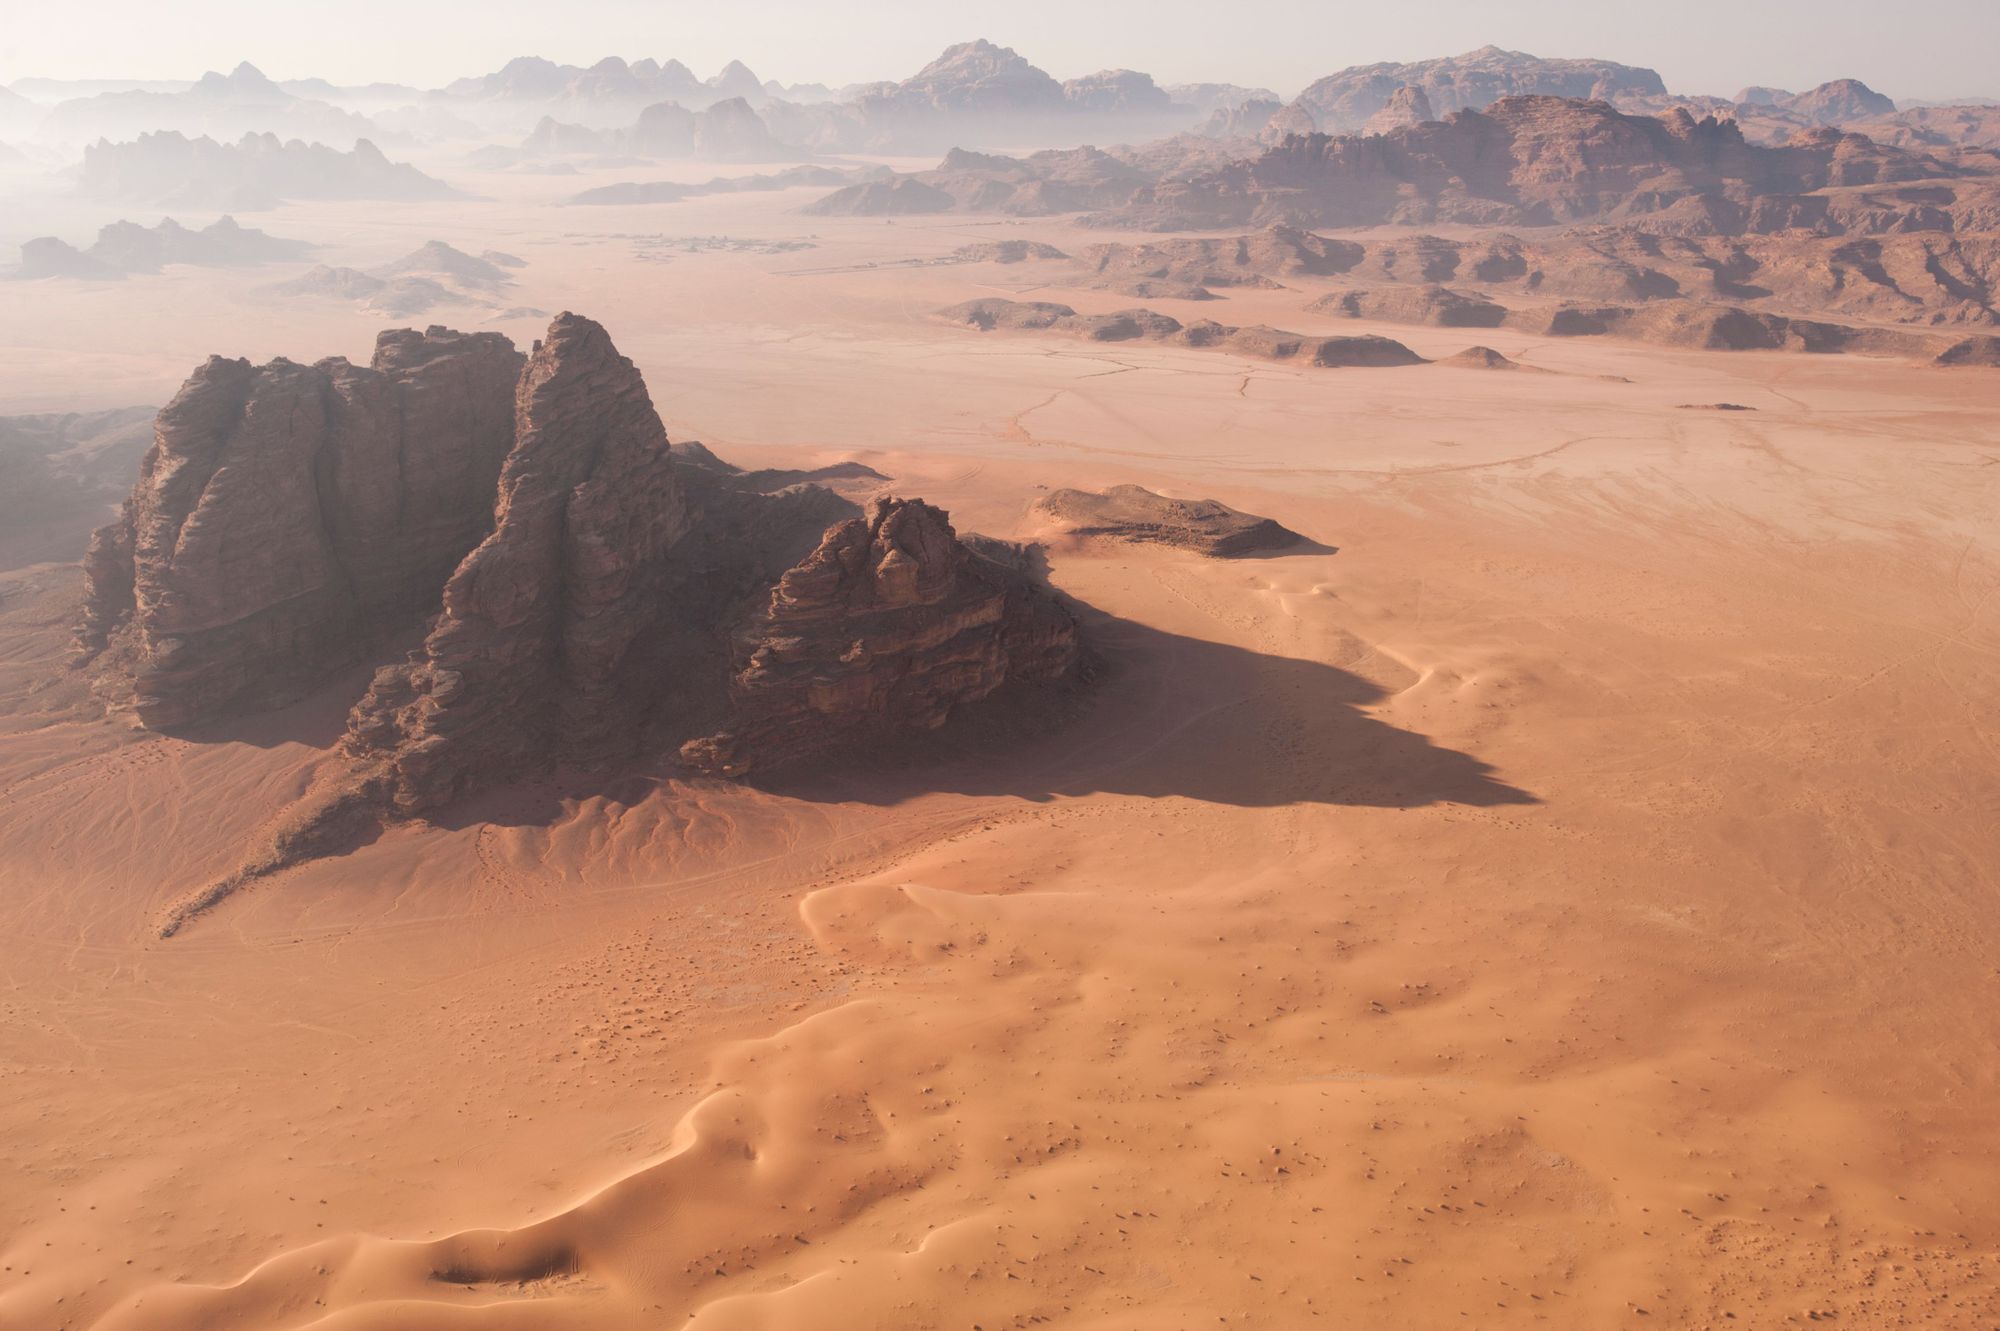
2 174 1999 1328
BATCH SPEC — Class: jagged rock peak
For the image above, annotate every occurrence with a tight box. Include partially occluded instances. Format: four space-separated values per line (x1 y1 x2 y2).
76 327 524 727
344 310 689 807
680 497 1082 778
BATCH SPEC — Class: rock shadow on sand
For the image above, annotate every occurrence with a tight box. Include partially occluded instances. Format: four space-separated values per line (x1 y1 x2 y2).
734 602 1535 812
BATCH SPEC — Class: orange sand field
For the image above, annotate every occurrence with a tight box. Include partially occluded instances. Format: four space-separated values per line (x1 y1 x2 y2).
2 181 1999 1328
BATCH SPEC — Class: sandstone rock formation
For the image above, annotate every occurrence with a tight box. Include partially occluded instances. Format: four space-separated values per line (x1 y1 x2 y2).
1094 96 1975 236
1437 346 1534 371
11 216 311 280
1034 486 1305 556
1780 79 1898 126
1080 224 1362 296
1362 85 1436 135
37 61 380 150
512 95 801 161
266 241 528 317
938 297 1428 368
804 91 1993 237
87 314 1089 915
1289 46 1667 132
1937 335 2000 366
79 131 455 210
332 317 1059 811
444 55 764 127
76 327 525 725
680 498 1080 777
1198 98 1284 141
1061 69 1173 114
341 313 698 805
565 164 880 205
805 144 1152 217
1310 285 1507 327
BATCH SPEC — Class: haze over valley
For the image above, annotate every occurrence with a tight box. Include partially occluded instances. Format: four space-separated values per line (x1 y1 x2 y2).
4 7 2000 1328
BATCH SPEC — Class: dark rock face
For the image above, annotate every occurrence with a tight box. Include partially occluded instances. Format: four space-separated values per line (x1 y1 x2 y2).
77 327 524 726
681 498 1080 778
1034 486 1306 557
343 319 995 811
1099 96 1963 235
345 313 697 808
85 315 1086 910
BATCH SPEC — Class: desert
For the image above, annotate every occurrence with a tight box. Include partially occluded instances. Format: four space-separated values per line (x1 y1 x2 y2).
3 10 2000 1330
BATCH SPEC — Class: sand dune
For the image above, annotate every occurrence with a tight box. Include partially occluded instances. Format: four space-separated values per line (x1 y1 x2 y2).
1 179 1999 1331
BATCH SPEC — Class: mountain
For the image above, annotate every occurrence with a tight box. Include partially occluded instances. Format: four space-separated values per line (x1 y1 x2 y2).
75 326 527 708
491 94 803 164
800 40 1191 152
12 216 310 279
1290 45 1667 131
1095 96 1978 235
705 60 765 103
443 55 764 129
1362 85 1437 134
77 314 1083 912
878 38 1067 114
36 62 381 147
1779 78 1899 124
804 144 1154 217
1062 69 1174 113
78 131 455 209
1166 83 1286 116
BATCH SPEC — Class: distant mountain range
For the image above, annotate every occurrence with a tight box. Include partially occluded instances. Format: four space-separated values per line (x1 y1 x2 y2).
6 41 2000 181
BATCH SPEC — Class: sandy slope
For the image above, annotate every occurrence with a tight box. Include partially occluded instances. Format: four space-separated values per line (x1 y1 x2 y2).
2 183 1999 1329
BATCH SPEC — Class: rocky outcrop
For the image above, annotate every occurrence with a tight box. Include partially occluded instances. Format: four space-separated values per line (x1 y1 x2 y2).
12 216 311 280
938 297 1428 368
1093 96 1966 236
1290 46 1667 132
1080 224 1365 296
87 314 1091 919
77 327 524 725
804 177 955 216
341 317 938 812
342 313 696 807
1061 69 1173 114
805 143 1152 217
1309 285 1507 327
1198 98 1283 141
680 498 1080 777
1780 79 1898 126
1362 85 1436 134
79 131 455 211
1034 486 1306 556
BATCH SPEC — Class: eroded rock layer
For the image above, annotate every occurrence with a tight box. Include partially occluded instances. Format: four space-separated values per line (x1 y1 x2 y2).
1034 486 1306 556
78 326 524 726
681 498 1080 778
343 314 865 812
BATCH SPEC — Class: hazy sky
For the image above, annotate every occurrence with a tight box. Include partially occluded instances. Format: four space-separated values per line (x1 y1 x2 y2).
7 0 1997 102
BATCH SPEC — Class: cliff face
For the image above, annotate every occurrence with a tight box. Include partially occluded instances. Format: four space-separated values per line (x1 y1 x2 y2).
681 498 1080 778
345 313 696 807
84 314 1086 894
77 326 523 726
344 314 883 812
1106 96 1962 235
